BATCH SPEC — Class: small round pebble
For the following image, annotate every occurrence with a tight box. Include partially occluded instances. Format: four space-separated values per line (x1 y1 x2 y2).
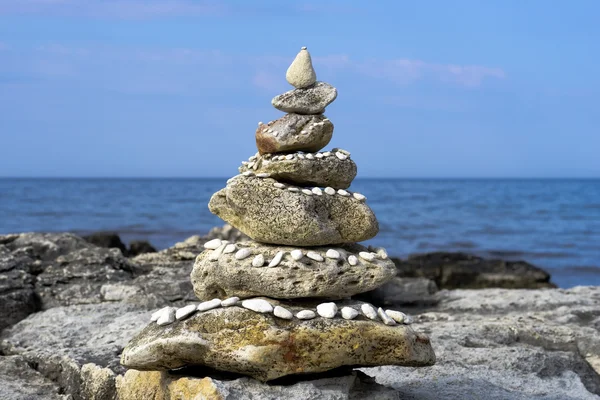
361 304 378 320
242 298 273 313
353 192 366 201
306 154 315 160
273 182 286 189
385 310 406 324
296 310 317 320
337 189 350 196
156 307 176 326
223 244 236 254
288 187 300 192
341 307 359 320
221 297 240 307
175 304 197 320
203 239 222 250
324 187 336 195
348 255 359 266
316 302 338 318
256 173 270 178
335 152 348 160
235 248 252 260
290 249 303 260
151 306 170 322
378 307 397 326
268 251 284 267
359 251 375 261
306 251 324 262
325 249 340 259
285 154 294 160
273 306 293 320
252 254 265 267
197 298 221 312
301 189 313 195
311 187 323 196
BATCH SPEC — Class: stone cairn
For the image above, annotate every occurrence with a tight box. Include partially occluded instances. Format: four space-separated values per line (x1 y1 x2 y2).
121 47 436 382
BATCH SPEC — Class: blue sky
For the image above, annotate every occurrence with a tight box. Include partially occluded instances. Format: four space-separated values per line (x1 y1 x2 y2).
0 0 598 178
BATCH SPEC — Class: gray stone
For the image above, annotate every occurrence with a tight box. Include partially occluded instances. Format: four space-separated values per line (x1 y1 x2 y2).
209 176 379 246
239 150 357 189
286 47 317 88
0 355 65 400
120 303 435 381
272 82 337 114
356 277 439 307
191 241 397 300
255 113 333 154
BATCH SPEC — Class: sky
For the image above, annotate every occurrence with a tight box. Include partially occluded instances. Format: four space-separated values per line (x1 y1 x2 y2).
0 0 598 178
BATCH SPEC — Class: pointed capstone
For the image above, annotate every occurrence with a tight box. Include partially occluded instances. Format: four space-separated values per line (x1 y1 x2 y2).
286 47 317 88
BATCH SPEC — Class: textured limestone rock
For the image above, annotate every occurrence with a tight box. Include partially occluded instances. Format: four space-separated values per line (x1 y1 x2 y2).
209 176 378 246
192 241 396 300
120 304 435 381
272 82 337 114
117 370 400 400
240 150 357 189
0 355 64 400
286 47 317 89
255 113 333 154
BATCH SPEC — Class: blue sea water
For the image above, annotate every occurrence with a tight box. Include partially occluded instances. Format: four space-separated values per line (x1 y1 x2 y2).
1 178 599 288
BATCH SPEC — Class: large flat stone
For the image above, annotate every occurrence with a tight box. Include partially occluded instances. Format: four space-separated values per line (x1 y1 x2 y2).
191 241 396 300
120 303 435 381
272 82 337 114
255 113 333 154
240 149 357 189
208 175 378 246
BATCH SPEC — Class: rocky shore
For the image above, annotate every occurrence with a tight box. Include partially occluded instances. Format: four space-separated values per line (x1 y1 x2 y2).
1 230 599 399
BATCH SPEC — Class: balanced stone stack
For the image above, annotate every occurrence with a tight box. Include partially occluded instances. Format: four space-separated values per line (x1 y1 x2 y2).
121 47 435 382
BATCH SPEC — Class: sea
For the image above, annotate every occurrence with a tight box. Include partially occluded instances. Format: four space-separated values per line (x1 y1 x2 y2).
1 178 599 288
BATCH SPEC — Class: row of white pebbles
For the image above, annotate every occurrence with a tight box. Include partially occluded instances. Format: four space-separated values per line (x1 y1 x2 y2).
227 174 367 202
258 119 331 139
202 238 388 266
151 297 413 327
242 148 351 169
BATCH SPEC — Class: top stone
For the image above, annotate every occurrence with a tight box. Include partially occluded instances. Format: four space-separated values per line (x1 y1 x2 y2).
286 47 317 88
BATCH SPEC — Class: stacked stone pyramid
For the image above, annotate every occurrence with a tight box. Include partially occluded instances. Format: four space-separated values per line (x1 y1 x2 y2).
121 47 435 382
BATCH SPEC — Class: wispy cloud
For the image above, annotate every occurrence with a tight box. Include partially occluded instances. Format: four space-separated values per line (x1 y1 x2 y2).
356 58 505 87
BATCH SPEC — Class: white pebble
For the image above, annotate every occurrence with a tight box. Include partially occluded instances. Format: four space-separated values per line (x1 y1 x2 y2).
298 154 305 159
306 251 324 262
348 255 359 265
252 254 265 267
258 121 263 126
175 304 197 320
378 307 397 326
301 189 313 195
242 171 253 176
273 306 293 320
337 189 350 196
325 249 340 259
290 249 303 260
288 187 299 192
341 307 359 320
404 314 414 324
335 152 348 160
151 306 170 322
324 187 336 195
285 154 294 160
353 193 366 201
156 307 176 326
268 251 284 267
197 298 221 312
267 129 273 133
203 239 222 250
235 248 252 260
273 182 286 189
384 310 406 324
257 173 270 178
359 251 375 261
361 304 378 320
311 187 323 196
208 244 226 261
242 298 273 313
323 151 331 157
315 153 324 159
300 130 307 134
306 154 315 160
277 155 285 161
376 247 388 259
316 302 338 318
221 297 240 307
247 162 255 169
296 310 316 320
223 244 236 254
